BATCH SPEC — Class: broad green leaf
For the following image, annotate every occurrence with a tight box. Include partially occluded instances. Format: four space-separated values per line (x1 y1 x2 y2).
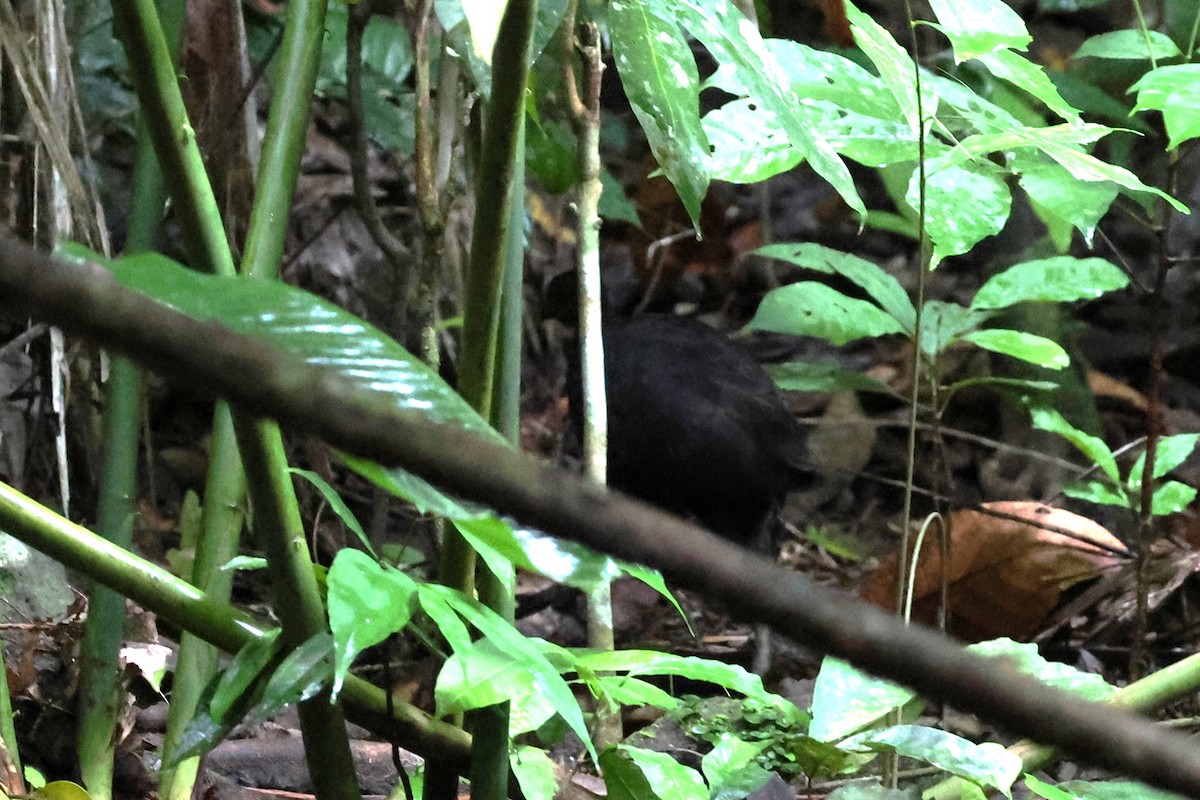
610 1 709 229
845 2 924 133
1032 138 1187 212
1129 434 1200 493
245 633 335 727
956 122 1112 157
708 39 899 120
288 467 375 558
573 650 788 707
1150 482 1197 517
977 48 1079 122
911 158 1011 265
1058 778 1191 800
810 657 917 742
658 0 865 217
1029 406 1119 484
459 0 502 63
1074 30 1181 61
702 734 773 800
618 563 689 623
419 584 595 760
600 166 641 226
1063 479 1129 508
209 631 282 722
823 109 925 168
843 726 1022 795
961 329 1070 369
1027 774 1079 800
754 242 916 331
327 549 417 695
703 99 799 183
923 70 1023 135
88 250 502 439
768 361 895 395
919 300 993 359
593 674 677 709
342 452 622 592
748 282 906 345
511 745 558 800
1016 158 1119 246
602 745 708 800
928 0 1031 58
968 639 1115 701
436 638 553 731
1130 64 1200 150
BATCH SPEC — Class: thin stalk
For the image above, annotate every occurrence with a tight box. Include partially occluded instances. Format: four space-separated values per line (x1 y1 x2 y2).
561 8 619 749
451 5 537 798
76 0 183 793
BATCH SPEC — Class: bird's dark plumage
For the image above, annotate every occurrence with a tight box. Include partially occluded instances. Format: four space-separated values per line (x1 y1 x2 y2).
602 315 812 543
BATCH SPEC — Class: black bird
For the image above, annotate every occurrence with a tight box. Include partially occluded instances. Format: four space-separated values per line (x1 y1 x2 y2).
601 315 812 545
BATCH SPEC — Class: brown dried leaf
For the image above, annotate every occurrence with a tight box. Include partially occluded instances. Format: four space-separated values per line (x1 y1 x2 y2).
861 502 1125 641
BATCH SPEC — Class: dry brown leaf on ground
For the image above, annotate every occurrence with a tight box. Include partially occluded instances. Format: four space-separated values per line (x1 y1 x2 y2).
860 502 1127 641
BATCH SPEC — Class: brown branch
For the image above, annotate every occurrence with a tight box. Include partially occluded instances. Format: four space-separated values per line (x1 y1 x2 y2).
2 236 1200 798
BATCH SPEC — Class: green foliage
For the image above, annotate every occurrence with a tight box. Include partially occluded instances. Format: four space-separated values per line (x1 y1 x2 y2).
1031 407 1200 516
747 244 1127 399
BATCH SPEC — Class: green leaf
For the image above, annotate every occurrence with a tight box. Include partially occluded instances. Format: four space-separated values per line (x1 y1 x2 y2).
618 563 690 625
419 584 595 760
600 166 641 226
971 256 1128 310
84 249 502 439
341 453 621 592
288 467 376 558
1150 482 1197 517
510 745 559 800
1063 479 1130 508
843 726 1022 795
658 0 865 217
208 631 282 722
708 39 899 120
928 0 1031 59
911 158 1011 266
844 2 926 133
1026 774 1079 800
1031 137 1187 212
601 745 708 800
1129 434 1200 492
810 657 917 742
1016 158 1119 247
748 282 906 345
919 301 993 359
573 650 789 707
967 639 1115 701
703 99 800 183
702 734 773 800
977 48 1080 122
962 329 1070 369
436 638 553 731
767 361 896 395
1057 779 1191 800
592 675 677 710
1029 406 1120 484
754 243 916 331
1074 30 1181 61
1130 64 1200 150
609 1 709 230
247 632 336 726
326 550 417 696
